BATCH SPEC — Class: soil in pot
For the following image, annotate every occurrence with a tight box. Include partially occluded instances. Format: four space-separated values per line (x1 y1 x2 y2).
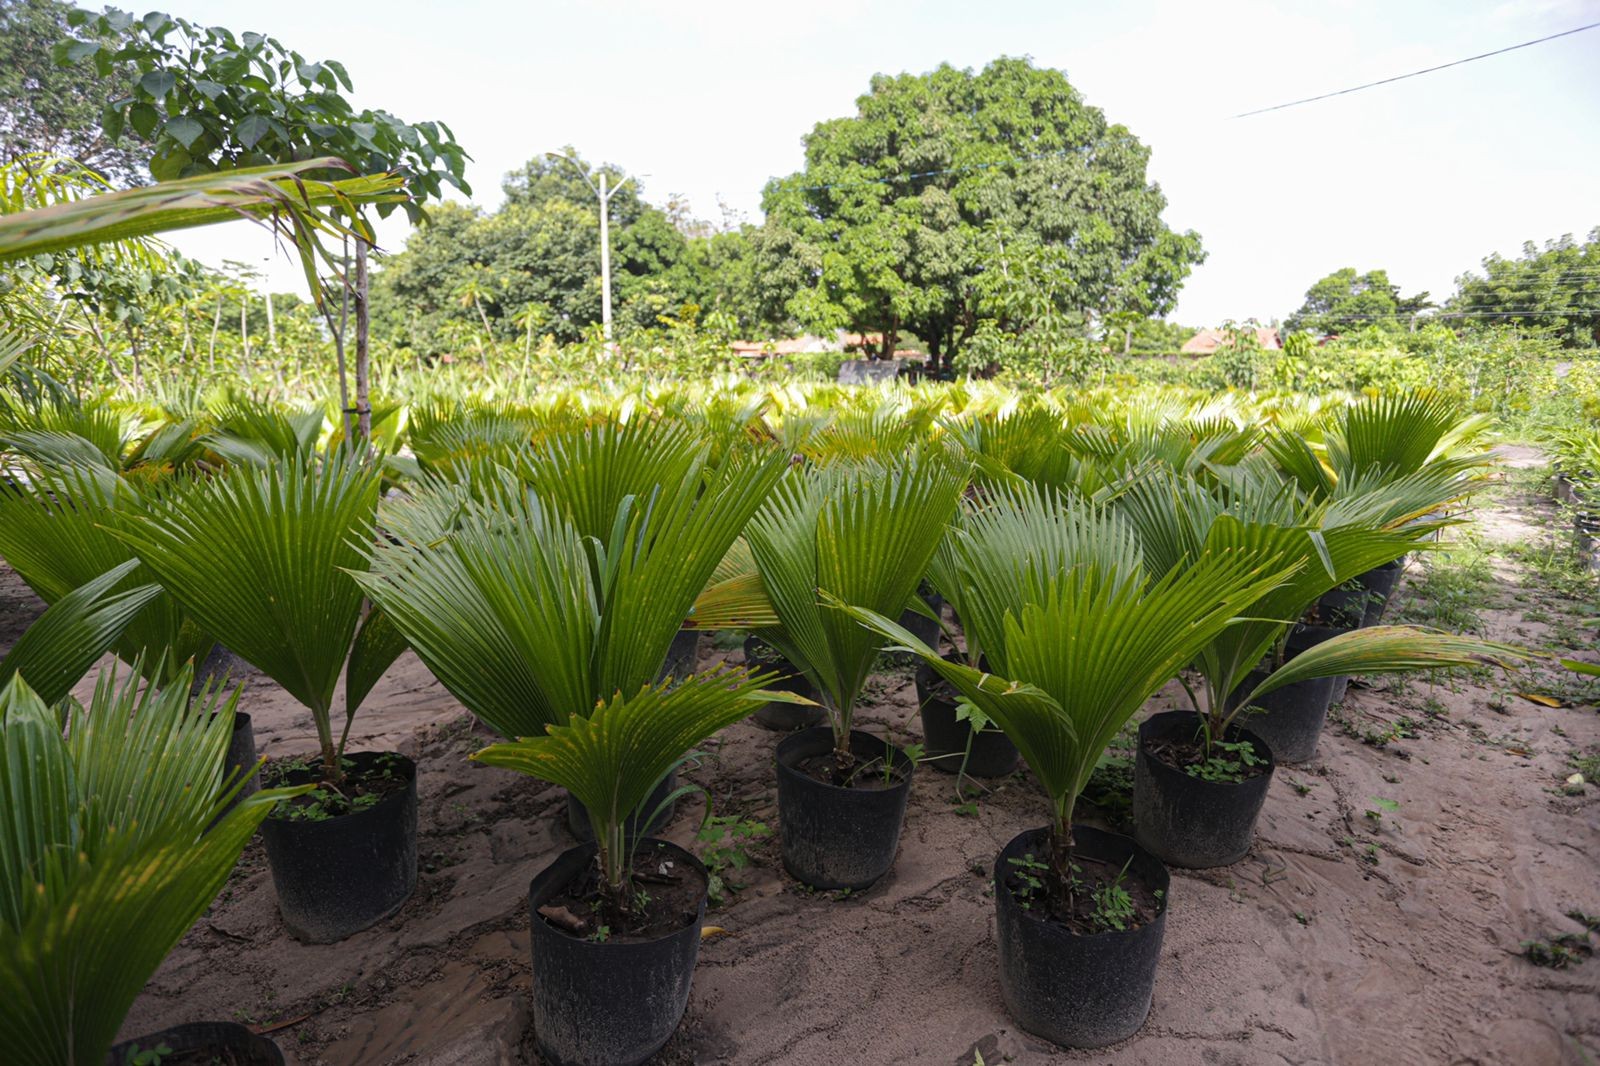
742 636 825 731
995 825 1170 1048
1133 710 1275 868
259 750 418 943
566 770 678 843
775 727 913 889
110 1022 284 1066
914 660 1019 778
527 838 708 1066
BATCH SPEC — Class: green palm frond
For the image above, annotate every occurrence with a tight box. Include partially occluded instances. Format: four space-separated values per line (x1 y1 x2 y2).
0 468 209 683
1240 625 1528 703
0 560 161 706
0 158 406 303
202 397 324 466
0 665 308 1066
357 487 599 738
358 420 790 737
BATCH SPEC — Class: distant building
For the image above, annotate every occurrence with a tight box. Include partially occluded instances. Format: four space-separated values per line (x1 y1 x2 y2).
730 330 924 360
1180 327 1282 354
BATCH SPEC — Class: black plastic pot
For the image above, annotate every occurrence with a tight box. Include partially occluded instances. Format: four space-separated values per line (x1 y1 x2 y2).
775 727 913 889
527 838 706 1066
109 1022 284 1065
914 660 1019 777
566 770 678 842
994 825 1169 1048
1359 559 1404 627
1314 582 1369 630
226 711 259 795
656 629 703 684
743 637 826 731
1232 624 1345 763
1132 711 1276 868
260 751 418 943
897 589 945 653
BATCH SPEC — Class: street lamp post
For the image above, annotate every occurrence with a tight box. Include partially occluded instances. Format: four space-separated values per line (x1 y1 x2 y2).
549 151 632 344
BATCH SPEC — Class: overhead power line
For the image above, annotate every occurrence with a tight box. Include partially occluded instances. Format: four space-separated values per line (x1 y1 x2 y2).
1235 21 1600 118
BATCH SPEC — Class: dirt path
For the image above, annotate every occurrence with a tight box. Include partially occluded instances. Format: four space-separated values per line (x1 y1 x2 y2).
5 455 1598 1065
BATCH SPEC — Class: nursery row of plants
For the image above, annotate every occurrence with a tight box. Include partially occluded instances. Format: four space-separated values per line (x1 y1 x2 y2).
0 383 1529 1065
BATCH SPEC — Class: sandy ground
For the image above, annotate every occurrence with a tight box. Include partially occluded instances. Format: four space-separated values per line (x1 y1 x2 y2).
5 456 1598 1065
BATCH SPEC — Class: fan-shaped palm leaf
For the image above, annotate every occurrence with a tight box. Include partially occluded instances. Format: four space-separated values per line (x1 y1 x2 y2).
110 453 382 777
0 559 161 706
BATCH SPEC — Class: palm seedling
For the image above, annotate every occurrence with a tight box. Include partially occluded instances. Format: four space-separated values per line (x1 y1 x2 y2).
356 417 792 922
108 451 396 786
0 662 307 1066
745 452 968 773
1110 465 1523 751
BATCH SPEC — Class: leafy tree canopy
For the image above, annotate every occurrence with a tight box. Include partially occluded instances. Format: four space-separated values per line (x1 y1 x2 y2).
755 57 1204 373
1285 267 1430 336
1448 228 1600 349
0 0 147 185
54 8 469 220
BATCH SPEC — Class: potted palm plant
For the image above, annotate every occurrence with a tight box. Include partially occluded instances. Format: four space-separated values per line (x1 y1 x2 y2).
0 659 308 1066
110 451 412 943
1112 467 1522 867
745 453 966 889
357 418 792 1066
839 484 1297 1047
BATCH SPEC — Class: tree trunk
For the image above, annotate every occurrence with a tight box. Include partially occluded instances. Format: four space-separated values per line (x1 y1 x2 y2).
209 296 222 372
355 240 372 442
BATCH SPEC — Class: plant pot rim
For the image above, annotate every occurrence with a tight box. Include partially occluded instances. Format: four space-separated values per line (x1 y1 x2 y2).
774 725 915 795
528 836 708 949
1137 710 1276 791
109 1021 283 1066
995 824 1172 940
264 749 416 825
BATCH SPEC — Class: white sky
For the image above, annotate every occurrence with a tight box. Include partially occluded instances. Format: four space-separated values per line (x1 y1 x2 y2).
163 0 1600 327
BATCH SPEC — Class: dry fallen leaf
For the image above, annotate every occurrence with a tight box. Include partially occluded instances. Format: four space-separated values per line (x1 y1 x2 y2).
701 925 730 940
1515 692 1567 708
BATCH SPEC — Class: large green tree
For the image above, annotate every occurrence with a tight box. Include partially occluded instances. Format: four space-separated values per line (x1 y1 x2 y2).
755 57 1204 375
1285 267 1431 336
1449 228 1600 349
0 0 146 185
